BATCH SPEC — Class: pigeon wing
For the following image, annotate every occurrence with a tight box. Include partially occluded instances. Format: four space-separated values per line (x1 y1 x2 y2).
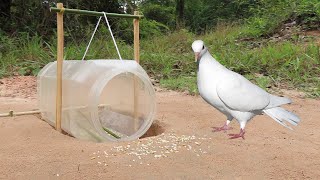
216 73 270 112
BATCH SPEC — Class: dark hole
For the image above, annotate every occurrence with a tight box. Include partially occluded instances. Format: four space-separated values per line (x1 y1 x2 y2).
140 120 166 138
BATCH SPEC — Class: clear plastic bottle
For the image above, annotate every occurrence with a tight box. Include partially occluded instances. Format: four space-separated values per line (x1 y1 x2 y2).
37 60 156 142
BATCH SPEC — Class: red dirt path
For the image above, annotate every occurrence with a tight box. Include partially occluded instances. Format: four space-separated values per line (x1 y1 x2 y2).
0 76 319 179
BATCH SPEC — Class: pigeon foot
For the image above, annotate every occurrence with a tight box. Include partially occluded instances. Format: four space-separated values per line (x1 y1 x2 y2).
228 129 245 139
212 124 233 132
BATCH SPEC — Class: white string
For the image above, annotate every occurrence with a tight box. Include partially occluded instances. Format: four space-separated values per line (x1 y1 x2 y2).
102 12 122 60
82 12 123 61
82 16 102 61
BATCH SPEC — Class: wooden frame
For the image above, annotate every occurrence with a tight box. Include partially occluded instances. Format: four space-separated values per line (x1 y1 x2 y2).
52 3 142 132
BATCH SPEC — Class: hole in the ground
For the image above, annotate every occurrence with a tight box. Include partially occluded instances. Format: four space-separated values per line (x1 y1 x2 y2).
140 120 166 138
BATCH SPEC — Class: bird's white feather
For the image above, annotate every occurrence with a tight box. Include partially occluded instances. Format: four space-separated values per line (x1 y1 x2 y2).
216 71 270 112
263 107 300 129
192 40 300 130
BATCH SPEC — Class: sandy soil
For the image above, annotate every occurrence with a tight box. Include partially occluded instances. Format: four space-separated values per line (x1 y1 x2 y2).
0 76 319 179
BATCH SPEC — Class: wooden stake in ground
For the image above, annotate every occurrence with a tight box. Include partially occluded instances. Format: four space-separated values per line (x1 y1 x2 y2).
133 11 140 64
56 3 64 132
133 11 140 131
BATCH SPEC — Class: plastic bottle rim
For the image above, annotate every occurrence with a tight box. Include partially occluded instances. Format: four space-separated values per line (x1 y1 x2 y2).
88 68 156 141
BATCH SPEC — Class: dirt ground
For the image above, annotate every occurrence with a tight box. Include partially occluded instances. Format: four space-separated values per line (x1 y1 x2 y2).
0 76 319 179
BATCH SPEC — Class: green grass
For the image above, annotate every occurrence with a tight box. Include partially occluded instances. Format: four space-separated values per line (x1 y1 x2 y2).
139 25 320 97
160 76 198 95
0 24 319 97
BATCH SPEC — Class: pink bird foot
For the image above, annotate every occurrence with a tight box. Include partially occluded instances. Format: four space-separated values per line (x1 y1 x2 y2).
212 124 233 132
228 129 245 139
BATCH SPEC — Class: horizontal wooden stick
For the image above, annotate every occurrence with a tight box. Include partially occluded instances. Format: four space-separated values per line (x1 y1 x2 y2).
0 110 41 117
0 104 137 118
0 106 134 139
0 103 109 118
50 7 143 19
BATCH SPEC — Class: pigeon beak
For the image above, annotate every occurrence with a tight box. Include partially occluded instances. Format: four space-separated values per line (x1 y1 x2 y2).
194 52 200 62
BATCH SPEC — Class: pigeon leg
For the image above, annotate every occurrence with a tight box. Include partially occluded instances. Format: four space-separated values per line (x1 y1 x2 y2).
228 121 246 139
212 119 233 132
228 128 245 139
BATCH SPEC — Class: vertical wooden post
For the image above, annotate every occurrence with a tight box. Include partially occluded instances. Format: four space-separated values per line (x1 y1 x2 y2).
56 3 64 132
133 11 140 63
133 11 140 131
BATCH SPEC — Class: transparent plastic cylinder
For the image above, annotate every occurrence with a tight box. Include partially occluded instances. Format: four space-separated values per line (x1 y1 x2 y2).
37 60 156 142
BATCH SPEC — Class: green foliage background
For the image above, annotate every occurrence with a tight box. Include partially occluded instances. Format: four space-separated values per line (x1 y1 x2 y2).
0 0 319 96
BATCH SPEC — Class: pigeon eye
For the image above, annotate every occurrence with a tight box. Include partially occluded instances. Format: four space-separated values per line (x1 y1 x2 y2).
202 46 204 50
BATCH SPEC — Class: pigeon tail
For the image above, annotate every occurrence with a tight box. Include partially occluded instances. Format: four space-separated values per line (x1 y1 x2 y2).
263 107 300 130
266 94 292 109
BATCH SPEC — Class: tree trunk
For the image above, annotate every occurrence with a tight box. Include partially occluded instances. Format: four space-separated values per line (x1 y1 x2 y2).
0 0 11 31
176 0 184 29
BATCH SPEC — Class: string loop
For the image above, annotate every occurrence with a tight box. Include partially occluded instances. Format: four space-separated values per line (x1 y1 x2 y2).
82 12 122 61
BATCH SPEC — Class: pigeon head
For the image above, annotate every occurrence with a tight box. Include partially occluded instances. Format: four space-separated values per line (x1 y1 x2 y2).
192 40 207 62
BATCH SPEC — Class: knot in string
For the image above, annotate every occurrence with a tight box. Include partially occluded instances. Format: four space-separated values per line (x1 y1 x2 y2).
59 7 65 13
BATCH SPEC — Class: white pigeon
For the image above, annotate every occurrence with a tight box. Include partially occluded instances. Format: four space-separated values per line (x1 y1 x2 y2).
192 40 300 139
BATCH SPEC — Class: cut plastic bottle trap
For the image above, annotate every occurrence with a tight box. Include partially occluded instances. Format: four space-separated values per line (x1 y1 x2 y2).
38 60 156 142
37 4 156 142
